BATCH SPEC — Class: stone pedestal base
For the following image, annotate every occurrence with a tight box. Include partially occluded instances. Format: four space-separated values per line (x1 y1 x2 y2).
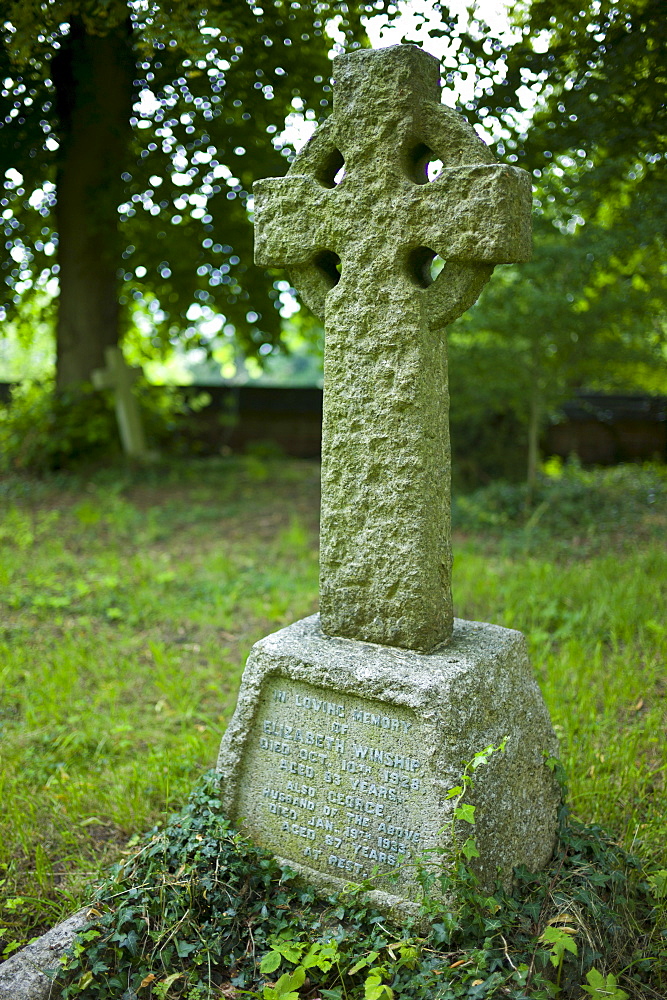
217 614 559 916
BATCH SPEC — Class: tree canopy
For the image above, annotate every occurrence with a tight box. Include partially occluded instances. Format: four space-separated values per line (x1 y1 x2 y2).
0 1 382 386
444 0 667 246
449 215 666 486
1 0 665 480
410 0 667 481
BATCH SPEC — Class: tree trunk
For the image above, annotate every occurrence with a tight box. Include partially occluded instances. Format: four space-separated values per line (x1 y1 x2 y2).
52 17 134 389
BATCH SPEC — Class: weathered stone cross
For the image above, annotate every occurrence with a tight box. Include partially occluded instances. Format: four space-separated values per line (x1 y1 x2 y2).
92 346 151 460
254 44 532 652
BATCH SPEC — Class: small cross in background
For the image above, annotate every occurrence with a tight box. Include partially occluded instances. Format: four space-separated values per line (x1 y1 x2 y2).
92 346 153 460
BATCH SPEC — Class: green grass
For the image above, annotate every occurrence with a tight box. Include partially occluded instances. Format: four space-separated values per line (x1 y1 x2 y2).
0 458 665 963
0 458 321 953
454 543 666 860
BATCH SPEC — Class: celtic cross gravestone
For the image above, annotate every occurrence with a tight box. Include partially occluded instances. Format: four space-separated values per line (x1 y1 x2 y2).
218 45 558 916
254 43 531 651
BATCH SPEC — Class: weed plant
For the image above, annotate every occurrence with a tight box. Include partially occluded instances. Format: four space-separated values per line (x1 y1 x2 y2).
1 458 665 995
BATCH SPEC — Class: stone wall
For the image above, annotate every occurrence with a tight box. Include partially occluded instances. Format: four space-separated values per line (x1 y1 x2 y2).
1 383 664 465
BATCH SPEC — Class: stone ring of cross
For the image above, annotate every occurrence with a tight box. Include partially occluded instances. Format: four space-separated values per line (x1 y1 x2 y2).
254 44 532 332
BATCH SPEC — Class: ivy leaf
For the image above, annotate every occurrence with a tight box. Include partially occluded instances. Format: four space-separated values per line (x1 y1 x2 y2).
364 972 393 1000
461 837 481 860
160 971 185 990
264 965 306 999
302 943 334 972
349 951 379 976
175 938 198 958
455 803 476 825
120 928 139 955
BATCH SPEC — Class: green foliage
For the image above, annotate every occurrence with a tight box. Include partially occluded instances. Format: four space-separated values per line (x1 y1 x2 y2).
491 0 666 245
647 870 667 901
421 0 667 276
540 924 578 969
452 466 667 872
51 771 666 999
0 378 213 471
410 1 667 491
0 1 380 369
0 291 55 380
539 923 578 996
448 219 667 487
452 460 666 548
0 380 120 472
450 405 527 490
443 741 507 868
451 220 664 409
581 968 629 1000
0 458 321 951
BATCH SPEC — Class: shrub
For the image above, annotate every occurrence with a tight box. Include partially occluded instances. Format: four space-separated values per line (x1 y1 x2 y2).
0 380 212 473
452 460 666 543
0 380 119 472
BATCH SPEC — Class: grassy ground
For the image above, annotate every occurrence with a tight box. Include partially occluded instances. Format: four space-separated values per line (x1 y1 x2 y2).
0 458 665 960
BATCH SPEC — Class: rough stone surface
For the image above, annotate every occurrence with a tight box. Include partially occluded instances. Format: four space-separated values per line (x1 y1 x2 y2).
254 44 532 651
0 909 90 1000
223 41 557 915
218 615 560 916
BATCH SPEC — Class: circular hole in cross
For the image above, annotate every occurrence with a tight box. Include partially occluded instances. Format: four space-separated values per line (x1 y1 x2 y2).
315 148 345 188
314 249 342 288
406 143 444 185
407 246 445 288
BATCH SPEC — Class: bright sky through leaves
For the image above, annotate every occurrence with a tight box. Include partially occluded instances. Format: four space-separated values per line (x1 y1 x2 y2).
284 0 522 154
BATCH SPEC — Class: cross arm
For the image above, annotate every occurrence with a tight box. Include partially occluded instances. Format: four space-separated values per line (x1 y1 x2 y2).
91 347 141 391
253 175 333 268
414 164 532 264
92 369 116 391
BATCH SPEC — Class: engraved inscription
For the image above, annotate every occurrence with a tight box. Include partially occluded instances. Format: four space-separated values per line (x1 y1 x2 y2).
234 678 441 895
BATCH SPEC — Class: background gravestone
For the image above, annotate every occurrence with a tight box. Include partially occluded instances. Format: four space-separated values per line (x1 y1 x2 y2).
218 44 559 915
92 346 152 460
